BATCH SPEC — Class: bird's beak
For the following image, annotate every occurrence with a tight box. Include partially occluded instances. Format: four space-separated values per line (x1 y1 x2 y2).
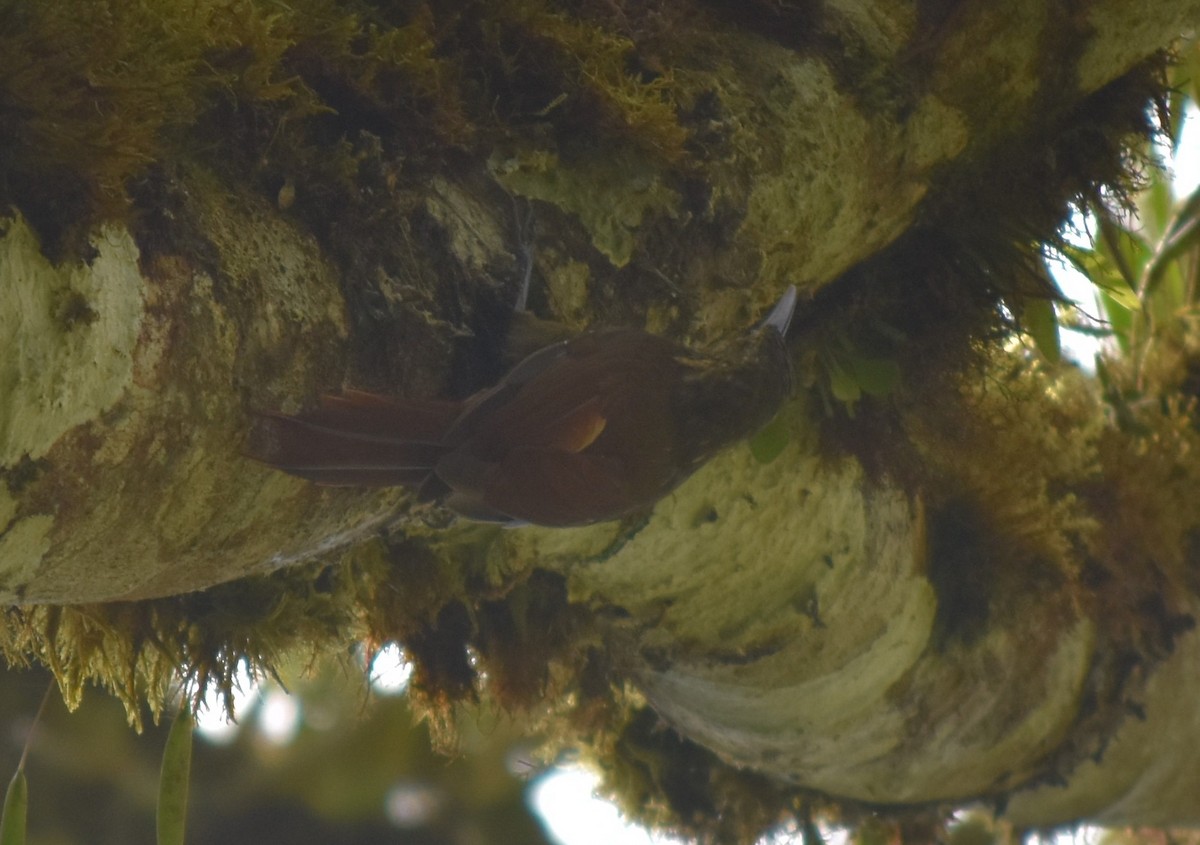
760 285 798 337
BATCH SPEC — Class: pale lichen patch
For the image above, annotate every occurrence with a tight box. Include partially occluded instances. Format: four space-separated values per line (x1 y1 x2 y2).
0 514 54 601
1078 1 1199 95
0 214 145 466
903 95 970 171
558 408 912 644
733 52 923 288
931 3 1045 133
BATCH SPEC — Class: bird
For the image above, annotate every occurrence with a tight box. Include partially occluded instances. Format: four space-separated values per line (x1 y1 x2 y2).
250 285 797 527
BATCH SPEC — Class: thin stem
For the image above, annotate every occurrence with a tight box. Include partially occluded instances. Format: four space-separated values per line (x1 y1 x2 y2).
16 681 56 773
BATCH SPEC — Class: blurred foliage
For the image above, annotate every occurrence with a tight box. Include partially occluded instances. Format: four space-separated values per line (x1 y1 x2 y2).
0 660 555 845
1059 38 1200 367
1099 829 1200 845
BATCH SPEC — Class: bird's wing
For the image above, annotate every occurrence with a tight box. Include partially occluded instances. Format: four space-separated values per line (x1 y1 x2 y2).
447 446 632 527
311 390 462 442
442 340 572 445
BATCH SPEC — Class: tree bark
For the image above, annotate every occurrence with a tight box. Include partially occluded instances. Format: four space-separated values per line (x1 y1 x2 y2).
1 0 1198 836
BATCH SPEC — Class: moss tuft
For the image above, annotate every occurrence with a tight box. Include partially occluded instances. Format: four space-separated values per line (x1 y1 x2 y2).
0 546 387 728
0 0 468 257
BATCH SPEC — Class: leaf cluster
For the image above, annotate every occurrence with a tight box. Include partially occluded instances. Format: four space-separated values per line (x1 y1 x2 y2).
1058 41 1200 368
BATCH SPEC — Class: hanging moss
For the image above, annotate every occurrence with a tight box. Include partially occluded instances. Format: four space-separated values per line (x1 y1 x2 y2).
0 545 387 728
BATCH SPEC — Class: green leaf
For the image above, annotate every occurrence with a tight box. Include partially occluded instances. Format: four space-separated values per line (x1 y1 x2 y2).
1143 190 1200 298
748 411 790 464
1094 212 1152 291
1098 289 1133 354
1139 172 1173 240
850 356 901 396
0 770 27 845
157 710 194 845
1061 244 1141 311
1021 296 1061 363
828 361 861 404
826 349 900 407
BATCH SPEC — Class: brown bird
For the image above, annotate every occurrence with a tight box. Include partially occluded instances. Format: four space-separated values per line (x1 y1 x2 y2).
252 286 797 527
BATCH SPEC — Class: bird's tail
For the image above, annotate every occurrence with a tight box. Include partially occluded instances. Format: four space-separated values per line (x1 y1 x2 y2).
248 389 463 487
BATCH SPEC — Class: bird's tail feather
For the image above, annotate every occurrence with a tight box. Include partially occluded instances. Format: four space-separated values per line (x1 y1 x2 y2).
249 390 463 487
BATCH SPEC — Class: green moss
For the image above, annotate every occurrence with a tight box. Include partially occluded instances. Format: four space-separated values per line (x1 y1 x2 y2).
0 0 207 252
483 0 689 161
0 0 467 256
493 144 681 267
0 0 702 261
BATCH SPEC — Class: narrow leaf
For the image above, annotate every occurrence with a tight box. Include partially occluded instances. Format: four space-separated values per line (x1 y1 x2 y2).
1021 296 1061 363
1061 244 1141 311
1144 199 1200 297
1098 290 1133 354
1139 174 1173 239
0 770 27 845
749 411 790 464
850 356 901 396
1095 212 1151 291
828 361 861 403
157 710 194 845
